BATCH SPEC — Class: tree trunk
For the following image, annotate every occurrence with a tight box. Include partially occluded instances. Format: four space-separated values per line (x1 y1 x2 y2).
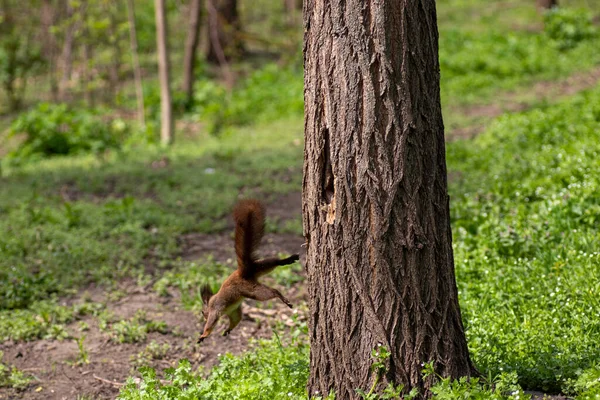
59 0 75 98
205 0 243 64
41 0 59 101
82 40 94 106
284 0 302 12
155 0 174 145
537 0 558 10
182 0 202 106
303 1 476 398
126 0 146 129
283 0 300 26
108 4 122 101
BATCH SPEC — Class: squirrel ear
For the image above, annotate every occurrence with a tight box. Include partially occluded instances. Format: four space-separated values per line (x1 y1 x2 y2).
201 284 213 305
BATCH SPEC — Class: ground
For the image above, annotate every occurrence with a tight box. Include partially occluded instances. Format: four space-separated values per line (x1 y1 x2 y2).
0 195 305 400
2 51 600 400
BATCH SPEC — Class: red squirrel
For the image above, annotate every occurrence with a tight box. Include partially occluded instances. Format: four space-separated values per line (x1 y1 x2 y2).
197 199 299 343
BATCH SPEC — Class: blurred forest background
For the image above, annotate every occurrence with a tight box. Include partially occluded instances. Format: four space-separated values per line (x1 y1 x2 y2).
1 0 600 399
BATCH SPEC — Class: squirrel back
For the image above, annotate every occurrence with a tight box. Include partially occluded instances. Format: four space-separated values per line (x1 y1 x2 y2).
233 199 265 276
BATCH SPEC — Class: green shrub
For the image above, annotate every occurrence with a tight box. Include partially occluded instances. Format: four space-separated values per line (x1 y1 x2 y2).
191 63 304 134
7 103 129 160
544 8 597 50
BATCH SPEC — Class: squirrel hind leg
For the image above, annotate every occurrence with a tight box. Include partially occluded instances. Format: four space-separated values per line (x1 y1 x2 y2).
249 254 300 279
243 283 293 309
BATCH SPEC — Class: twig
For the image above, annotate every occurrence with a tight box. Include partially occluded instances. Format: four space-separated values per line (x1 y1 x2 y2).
93 374 124 387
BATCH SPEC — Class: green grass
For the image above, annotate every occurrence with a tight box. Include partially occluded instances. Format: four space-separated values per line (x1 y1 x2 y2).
119 84 600 399
0 117 303 340
2 1 600 398
448 85 600 393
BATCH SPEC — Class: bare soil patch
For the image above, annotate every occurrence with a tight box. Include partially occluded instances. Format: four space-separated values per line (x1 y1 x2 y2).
0 286 303 400
0 192 306 400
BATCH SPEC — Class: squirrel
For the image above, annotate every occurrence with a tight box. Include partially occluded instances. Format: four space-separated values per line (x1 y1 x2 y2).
197 199 299 343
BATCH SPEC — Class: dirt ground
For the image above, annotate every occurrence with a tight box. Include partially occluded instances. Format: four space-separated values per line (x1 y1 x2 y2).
0 195 306 400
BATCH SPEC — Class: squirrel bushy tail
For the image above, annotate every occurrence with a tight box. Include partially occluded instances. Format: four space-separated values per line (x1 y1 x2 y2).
233 199 265 278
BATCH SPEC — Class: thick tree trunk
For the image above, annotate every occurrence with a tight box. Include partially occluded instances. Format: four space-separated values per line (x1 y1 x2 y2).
205 0 243 64
303 1 476 398
126 0 146 128
155 0 174 145
537 0 558 10
182 0 202 105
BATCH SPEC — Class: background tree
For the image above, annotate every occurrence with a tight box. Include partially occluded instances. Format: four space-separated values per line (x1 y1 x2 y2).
154 0 173 145
0 0 43 111
537 0 558 10
126 0 146 128
206 0 243 64
303 0 476 398
182 0 202 106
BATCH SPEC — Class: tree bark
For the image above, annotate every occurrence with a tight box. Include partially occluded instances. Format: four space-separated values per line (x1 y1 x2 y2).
537 0 558 10
155 0 174 145
205 0 243 64
303 1 476 398
182 0 202 106
126 0 146 128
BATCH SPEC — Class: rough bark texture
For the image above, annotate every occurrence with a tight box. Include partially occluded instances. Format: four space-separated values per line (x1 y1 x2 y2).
155 0 174 145
303 1 476 398
183 0 202 104
206 0 243 64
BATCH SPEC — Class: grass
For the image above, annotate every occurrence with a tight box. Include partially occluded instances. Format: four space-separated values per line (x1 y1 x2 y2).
2 0 600 398
119 84 600 399
448 86 600 393
0 117 303 343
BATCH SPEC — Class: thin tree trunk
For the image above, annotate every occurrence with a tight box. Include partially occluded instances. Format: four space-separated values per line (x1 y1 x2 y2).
182 0 202 106
155 0 174 145
206 0 235 87
60 1 75 98
82 41 93 106
126 0 146 129
41 0 59 101
537 0 558 10
205 0 243 64
283 0 299 26
303 0 476 398
108 4 122 101
79 0 95 106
